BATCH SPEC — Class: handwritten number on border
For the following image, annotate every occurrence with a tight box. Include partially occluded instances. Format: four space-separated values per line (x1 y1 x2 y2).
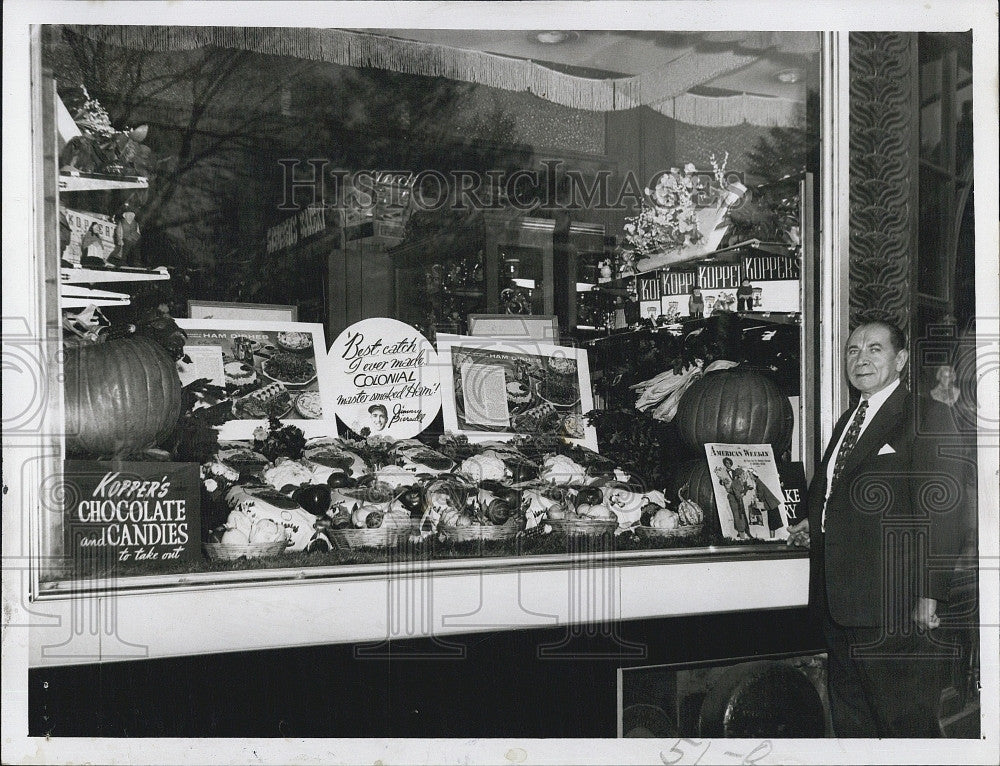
661 739 709 765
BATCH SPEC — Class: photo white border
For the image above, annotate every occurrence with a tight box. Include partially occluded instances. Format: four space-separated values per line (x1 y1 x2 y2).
2 2 997 765
467 313 560 343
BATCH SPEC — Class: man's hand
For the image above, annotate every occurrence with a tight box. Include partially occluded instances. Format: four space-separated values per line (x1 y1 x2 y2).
912 597 940 631
786 518 810 548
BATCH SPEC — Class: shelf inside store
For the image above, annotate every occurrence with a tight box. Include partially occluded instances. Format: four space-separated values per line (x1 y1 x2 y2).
60 265 170 285
59 171 149 192
60 284 132 309
608 239 799 284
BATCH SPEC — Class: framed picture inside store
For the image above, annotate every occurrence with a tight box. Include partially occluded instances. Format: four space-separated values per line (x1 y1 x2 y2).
436 334 597 450
187 300 298 322
467 314 559 342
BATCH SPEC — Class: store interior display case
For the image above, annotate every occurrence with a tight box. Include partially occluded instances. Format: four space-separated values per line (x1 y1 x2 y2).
388 213 609 338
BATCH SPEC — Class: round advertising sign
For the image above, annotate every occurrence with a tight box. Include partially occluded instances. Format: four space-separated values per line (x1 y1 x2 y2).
328 318 441 440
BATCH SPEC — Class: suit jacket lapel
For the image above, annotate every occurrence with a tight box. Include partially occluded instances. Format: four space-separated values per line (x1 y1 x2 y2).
823 408 854 469
836 385 909 484
808 407 854 510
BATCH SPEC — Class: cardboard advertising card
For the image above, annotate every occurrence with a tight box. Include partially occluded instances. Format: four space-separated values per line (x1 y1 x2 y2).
62 461 201 569
436 334 598 450
175 319 337 439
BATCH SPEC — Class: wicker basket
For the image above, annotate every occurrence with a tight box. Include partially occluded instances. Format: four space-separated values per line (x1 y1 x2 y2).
546 517 618 536
438 516 525 542
203 540 291 561
328 520 417 550
634 522 705 540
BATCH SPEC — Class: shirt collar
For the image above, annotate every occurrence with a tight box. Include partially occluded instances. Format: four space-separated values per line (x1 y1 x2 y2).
860 377 901 411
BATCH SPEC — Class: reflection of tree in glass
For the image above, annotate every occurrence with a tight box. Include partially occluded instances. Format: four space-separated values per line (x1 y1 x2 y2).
49 28 328 317
45 27 529 328
726 89 821 244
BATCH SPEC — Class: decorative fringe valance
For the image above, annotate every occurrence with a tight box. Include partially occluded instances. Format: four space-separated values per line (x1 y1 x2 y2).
660 92 801 127
67 25 807 126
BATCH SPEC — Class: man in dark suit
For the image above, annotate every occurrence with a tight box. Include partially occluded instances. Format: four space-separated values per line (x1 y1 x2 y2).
787 318 965 737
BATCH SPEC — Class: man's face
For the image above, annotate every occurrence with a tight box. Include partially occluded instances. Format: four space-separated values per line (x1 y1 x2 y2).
372 410 387 429
845 323 908 396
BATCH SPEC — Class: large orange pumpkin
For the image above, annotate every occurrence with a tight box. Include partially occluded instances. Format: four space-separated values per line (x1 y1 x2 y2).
64 336 182 458
674 367 793 453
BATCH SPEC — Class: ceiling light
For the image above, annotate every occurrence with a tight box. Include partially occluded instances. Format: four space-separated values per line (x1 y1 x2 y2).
775 68 803 84
534 31 579 45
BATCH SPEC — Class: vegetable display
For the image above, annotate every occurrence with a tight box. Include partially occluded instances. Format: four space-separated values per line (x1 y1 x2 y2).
668 459 723 537
198 421 707 558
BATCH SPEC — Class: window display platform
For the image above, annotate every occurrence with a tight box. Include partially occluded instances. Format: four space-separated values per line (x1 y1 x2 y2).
30 548 808 667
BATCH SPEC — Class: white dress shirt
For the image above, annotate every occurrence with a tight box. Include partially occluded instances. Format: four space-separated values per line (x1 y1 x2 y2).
821 377 901 531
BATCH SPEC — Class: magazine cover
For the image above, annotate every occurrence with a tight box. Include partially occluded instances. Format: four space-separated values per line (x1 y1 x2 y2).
705 443 790 541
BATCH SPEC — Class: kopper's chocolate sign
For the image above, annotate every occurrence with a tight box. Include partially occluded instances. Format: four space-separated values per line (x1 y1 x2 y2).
63 462 201 565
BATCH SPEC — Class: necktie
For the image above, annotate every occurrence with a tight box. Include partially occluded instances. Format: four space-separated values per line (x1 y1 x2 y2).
831 399 868 485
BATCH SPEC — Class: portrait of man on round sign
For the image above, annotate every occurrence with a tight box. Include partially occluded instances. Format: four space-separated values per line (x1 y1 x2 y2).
329 317 442 440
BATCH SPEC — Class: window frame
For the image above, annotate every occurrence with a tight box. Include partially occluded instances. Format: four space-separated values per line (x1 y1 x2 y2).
20 28 845 667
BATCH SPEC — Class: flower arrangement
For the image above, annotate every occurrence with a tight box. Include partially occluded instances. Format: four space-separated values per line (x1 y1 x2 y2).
619 153 730 276
339 433 397 469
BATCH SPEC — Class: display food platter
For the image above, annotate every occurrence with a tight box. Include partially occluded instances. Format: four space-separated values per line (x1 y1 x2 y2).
545 356 577 376
232 382 293 419
512 402 559 432
504 380 534 414
276 331 313 352
557 413 586 439
634 523 705 539
534 377 581 409
261 353 317 388
294 390 323 419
